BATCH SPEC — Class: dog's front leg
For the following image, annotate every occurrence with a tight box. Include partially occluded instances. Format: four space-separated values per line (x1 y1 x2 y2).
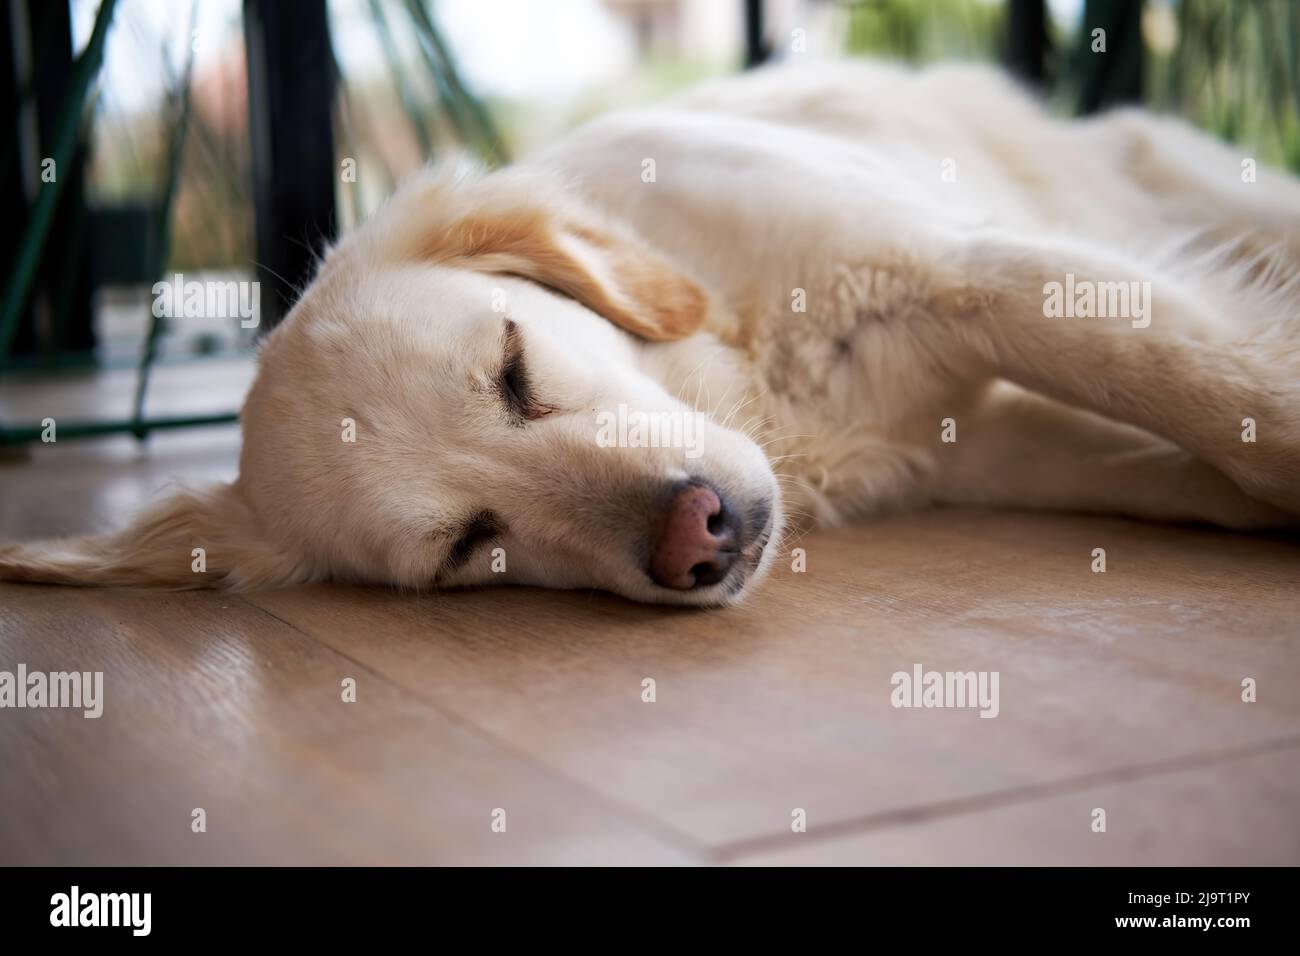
928 383 1295 529
929 234 1300 516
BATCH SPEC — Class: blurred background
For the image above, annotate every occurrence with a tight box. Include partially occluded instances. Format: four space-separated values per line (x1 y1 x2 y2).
2 0 1298 446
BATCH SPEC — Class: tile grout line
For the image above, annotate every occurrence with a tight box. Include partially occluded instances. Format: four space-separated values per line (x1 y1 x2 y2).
234 594 712 864
711 732 1300 863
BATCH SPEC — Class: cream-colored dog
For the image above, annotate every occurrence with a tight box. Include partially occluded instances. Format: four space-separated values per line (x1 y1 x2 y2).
4 60 1299 606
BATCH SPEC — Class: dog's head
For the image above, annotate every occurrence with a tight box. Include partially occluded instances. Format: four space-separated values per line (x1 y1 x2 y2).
2 165 782 606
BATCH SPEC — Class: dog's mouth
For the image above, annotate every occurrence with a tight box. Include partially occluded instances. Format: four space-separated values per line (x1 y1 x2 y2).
722 511 777 597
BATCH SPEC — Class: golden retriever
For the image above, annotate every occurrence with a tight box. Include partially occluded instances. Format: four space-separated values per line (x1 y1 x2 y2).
4 60 1299 605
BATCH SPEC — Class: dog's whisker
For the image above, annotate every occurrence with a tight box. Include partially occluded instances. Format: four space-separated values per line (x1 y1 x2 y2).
719 387 769 429
758 434 816 449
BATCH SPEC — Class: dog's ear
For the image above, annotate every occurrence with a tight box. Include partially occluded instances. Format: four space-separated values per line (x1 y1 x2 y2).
0 484 303 590
368 165 709 341
440 211 710 341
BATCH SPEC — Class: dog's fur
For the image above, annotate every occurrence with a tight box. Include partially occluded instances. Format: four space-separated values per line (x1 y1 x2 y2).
4 60 1299 605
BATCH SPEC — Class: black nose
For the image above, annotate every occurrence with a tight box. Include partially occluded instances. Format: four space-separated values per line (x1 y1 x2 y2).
649 483 741 590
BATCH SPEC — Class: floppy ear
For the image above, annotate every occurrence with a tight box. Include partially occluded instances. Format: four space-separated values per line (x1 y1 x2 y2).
365 165 710 341
0 484 305 590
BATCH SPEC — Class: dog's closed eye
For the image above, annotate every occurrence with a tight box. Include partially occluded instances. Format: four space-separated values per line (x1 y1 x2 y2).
500 319 555 422
442 510 503 576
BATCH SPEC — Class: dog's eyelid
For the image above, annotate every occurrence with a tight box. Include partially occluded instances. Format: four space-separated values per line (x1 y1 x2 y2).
496 317 522 379
438 510 503 577
495 318 556 422
500 317 524 367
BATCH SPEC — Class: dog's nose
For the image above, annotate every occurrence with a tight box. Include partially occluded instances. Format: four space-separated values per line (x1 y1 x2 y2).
650 484 740 590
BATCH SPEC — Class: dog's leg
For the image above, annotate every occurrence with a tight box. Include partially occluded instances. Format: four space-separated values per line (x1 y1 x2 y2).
929 383 1295 529
931 234 1300 516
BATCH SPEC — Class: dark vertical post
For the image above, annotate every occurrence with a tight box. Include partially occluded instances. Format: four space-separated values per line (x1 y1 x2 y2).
0 2 27 361
243 0 337 330
6 0 95 362
744 0 768 69
1005 0 1051 88
1076 0 1143 114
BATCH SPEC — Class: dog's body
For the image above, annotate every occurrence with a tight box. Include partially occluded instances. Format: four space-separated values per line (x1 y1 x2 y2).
539 60 1300 530
4 60 1300 605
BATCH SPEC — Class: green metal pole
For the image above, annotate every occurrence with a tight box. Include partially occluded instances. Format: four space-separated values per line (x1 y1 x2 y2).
130 2 200 439
0 412 239 446
405 0 507 166
0 0 119 366
368 0 435 159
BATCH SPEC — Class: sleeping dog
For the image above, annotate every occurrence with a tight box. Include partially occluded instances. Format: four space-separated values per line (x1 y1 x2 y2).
4 60 1299 605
